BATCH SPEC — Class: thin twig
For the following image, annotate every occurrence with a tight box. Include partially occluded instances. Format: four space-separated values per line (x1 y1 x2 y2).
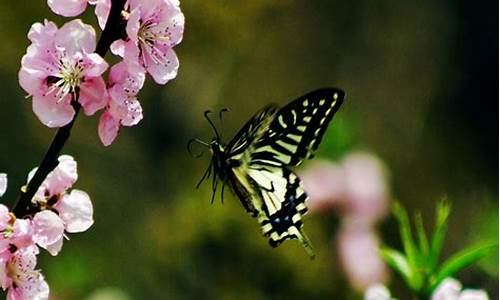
12 0 127 217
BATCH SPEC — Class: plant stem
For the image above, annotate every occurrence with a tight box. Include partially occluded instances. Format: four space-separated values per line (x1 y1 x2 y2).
12 0 127 217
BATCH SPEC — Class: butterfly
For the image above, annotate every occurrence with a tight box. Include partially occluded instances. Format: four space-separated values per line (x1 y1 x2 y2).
189 88 345 258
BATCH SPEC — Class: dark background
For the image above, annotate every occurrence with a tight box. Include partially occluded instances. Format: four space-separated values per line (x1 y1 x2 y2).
0 0 497 299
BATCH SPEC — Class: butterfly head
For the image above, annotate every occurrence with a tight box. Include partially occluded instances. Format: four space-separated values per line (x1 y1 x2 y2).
188 109 231 199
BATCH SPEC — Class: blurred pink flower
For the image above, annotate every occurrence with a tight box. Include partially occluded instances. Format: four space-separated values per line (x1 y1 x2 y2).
110 0 184 84
339 152 389 225
98 61 144 146
337 223 389 292
363 284 394 300
0 247 49 300
300 152 389 224
19 19 108 127
432 278 489 300
0 174 7 197
300 161 344 212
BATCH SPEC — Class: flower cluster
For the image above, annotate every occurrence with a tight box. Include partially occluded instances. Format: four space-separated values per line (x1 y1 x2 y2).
20 0 184 145
364 278 490 300
0 155 93 299
300 151 390 292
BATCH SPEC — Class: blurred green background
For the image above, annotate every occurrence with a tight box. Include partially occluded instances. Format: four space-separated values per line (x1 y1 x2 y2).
0 0 497 299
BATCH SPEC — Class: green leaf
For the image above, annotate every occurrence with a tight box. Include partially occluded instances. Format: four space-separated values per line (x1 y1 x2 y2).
428 200 451 272
431 242 498 291
392 202 420 267
379 247 413 286
415 212 429 258
391 202 423 290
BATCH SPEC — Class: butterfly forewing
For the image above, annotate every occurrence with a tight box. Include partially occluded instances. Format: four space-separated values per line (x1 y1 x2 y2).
250 88 344 168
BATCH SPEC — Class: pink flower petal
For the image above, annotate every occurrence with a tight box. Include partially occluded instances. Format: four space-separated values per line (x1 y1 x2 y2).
27 20 57 46
110 40 126 57
32 211 65 256
0 174 7 197
6 248 49 300
10 219 35 250
18 67 44 97
144 47 179 84
42 155 78 196
120 98 143 126
158 3 185 47
79 77 108 116
48 0 88 17
32 92 75 128
300 161 345 213
109 61 145 99
337 224 388 292
98 111 120 146
55 189 93 233
340 152 389 225
0 204 10 231
364 284 392 300
125 7 141 43
432 278 462 300
83 53 108 77
458 290 489 300
55 19 96 56
92 0 111 29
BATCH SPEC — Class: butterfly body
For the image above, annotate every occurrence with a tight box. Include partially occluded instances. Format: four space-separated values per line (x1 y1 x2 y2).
196 88 345 258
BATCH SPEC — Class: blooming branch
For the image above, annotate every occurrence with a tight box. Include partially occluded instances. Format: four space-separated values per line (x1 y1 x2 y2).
12 0 127 218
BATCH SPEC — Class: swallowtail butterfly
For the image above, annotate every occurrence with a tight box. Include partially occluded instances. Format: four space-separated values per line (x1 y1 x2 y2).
189 88 345 257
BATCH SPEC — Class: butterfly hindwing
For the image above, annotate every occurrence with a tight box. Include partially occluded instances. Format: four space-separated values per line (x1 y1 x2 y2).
250 88 344 168
246 167 314 256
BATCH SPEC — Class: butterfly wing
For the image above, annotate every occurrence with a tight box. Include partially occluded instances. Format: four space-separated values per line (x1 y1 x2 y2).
250 88 344 168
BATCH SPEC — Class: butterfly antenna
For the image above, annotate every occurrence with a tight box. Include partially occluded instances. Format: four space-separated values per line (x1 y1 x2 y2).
204 110 221 141
219 108 229 140
187 138 210 158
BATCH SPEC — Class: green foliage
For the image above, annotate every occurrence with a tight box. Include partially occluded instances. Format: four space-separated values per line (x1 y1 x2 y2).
381 200 498 299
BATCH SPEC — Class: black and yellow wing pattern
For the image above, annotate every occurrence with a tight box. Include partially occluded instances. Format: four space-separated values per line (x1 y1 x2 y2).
226 88 344 257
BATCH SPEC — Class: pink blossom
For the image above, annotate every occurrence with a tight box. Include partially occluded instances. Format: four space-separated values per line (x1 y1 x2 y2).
300 161 344 213
364 284 394 300
47 0 89 17
32 211 65 256
337 224 389 292
19 19 108 127
340 152 389 225
93 0 112 29
47 0 110 21
54 189 93 233
98 61 144 146
8 219 36 251
110 0 184 84
0 174 7 197
300 152 389 225
29 155 78 199
27 156 93 255
431 278 489 300
0 247 49 300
